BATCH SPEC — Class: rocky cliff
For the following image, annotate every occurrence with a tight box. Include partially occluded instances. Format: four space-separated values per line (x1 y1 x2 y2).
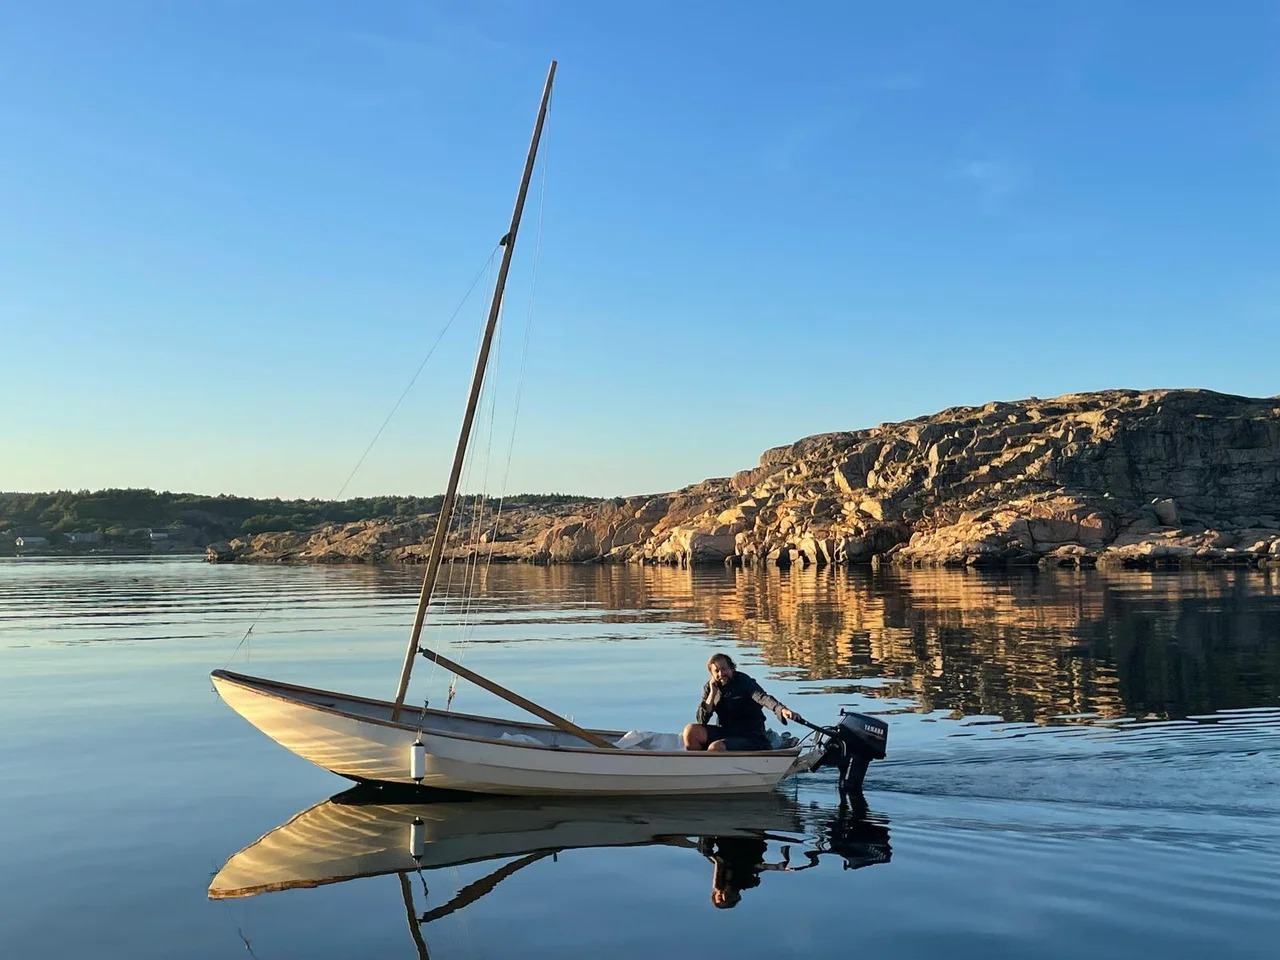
212 389 1280 569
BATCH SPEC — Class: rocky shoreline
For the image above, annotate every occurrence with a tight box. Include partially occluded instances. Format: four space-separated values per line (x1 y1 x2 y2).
209 389 1280 570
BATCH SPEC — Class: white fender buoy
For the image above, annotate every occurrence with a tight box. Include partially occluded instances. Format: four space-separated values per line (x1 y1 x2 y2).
410 817 425 861
410 737 426 782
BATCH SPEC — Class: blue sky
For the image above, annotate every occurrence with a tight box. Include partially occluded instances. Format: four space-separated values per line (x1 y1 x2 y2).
2 1 1277 499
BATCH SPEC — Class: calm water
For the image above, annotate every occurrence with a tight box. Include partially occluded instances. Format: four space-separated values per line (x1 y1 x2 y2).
1 557 1277 959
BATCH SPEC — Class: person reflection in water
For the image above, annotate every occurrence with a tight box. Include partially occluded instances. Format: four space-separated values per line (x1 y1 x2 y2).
698 836 793 908
682 653 798 751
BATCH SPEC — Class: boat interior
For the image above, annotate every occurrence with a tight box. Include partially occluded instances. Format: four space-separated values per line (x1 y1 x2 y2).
214 669 801 755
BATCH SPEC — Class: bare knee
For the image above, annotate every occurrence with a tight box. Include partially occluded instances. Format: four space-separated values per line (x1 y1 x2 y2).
682 723 708 750
707 739 729 752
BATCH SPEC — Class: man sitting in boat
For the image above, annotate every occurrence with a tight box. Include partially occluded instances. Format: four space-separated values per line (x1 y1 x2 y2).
682 653 798 751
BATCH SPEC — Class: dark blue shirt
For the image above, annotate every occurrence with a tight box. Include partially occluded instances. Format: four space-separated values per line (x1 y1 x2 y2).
695 671 785 738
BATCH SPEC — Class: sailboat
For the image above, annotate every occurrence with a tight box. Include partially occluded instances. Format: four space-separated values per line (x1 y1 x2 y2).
210 61 833 796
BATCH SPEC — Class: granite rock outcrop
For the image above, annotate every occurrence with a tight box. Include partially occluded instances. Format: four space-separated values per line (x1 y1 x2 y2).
212 389 1280 569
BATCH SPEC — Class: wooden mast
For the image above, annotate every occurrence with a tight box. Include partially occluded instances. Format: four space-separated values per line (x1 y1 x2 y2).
390 62 613 750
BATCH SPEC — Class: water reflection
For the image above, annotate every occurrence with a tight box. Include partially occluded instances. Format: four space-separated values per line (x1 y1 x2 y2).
699 796 890 908
5 558 1276 728
4 559 1278 959
674 567 1280 724
408 563 1280 726
303 562 1280 726
210 786 890 949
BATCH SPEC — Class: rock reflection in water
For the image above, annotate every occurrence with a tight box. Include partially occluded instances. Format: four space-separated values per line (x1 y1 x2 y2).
245 561 1280 725
670 566 1280 723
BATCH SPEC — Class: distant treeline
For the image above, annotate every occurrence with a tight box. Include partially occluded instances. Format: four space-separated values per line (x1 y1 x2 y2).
0 488 597 543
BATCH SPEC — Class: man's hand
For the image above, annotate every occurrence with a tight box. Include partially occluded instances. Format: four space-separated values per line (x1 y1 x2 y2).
779 707 797 725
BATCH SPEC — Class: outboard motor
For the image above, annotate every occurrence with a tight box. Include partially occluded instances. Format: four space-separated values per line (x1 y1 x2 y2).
802 710 888 797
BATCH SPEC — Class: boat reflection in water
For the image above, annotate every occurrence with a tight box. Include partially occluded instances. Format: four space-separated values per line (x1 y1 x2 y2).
209 786 890 948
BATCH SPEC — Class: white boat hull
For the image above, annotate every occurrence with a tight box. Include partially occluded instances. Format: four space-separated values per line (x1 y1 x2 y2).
212 669 822 797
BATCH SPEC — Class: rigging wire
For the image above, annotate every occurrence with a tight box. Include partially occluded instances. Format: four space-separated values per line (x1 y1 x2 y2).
332 245 503 502
482 88 552 560
453 300 505 671
424 251 499 695
218 244 502 671
446 96 553 698
222 88 556 694
443 299 505 708
438 311 497 709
